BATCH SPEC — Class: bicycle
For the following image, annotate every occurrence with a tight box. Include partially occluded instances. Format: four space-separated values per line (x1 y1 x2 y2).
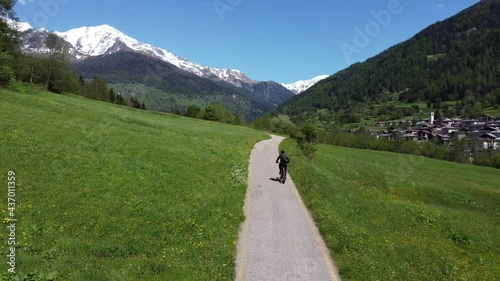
276 150 289 184
279 164 287 184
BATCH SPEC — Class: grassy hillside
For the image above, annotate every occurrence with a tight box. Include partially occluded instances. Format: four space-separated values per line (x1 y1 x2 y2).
0 85 267 280
281 140 499 280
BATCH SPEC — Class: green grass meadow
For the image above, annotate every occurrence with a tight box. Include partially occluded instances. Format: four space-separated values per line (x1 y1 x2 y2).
281 140 499 281
0 86 267 280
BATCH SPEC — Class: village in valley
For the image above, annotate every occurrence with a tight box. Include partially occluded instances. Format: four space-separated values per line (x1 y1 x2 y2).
371 113 500 151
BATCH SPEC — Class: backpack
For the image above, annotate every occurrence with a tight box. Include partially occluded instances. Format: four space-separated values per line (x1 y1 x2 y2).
280 153 289 164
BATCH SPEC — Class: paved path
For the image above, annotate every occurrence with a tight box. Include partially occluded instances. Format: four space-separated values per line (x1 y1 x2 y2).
236 135 341 281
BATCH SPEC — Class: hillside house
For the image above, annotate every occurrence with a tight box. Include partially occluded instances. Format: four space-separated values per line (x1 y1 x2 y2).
416 123 438 136
402 129 418 141
484 125 499 132
479 133 500 150
441 118 455 126
379 131 396 140
489 131 500 138
436 134 451 145
441 125 458 135
371 113 498 150
450 128 470 141
480 115 494 123
462 124 484 133
417 130 431 141
462 119 483 128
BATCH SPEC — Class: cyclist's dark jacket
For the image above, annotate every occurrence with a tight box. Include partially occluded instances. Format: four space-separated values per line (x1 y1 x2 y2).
276 153 289 166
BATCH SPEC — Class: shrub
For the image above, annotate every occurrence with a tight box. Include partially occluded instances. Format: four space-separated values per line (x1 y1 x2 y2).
300 141 317 160
292 121 318 160
270 114 297 135
0 51 14 85
251 115 272 131
474 150 500 169
204 104 233 123
185 105 202 119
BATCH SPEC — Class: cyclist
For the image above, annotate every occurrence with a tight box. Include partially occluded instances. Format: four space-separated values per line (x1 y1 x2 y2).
276 150 289 183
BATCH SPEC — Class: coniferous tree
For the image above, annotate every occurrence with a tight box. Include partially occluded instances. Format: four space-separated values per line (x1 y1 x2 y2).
0 50 13 85
44 33 64 91
116 93 124 105
232 113 246 125
171 107 181 115
108 88 116 103
0 0 18 85
78 75 85 95
434 110 442 121
130 96 141 108
38 33 78 93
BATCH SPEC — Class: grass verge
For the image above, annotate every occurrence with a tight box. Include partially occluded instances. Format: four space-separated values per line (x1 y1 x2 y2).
281 139 499 280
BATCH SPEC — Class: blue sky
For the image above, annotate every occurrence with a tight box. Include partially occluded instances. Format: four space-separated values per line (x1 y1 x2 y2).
14 0 479 84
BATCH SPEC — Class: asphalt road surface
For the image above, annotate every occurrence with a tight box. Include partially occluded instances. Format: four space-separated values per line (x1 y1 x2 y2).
236 135 341 281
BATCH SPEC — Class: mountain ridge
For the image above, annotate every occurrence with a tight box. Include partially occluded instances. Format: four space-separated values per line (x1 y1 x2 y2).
17 22 322 95
17 22 306 112
53 24 256 87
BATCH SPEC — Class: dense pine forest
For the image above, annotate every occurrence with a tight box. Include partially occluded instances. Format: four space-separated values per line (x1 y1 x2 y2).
277 0 500 124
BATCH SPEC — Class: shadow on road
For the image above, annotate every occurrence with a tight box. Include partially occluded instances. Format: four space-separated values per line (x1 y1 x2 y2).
269 178 281 182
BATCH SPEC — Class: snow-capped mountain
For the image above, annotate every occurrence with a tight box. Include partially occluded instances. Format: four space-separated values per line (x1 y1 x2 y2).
51 24 254 86
17 21 295 105
281 75 329 94
5 17 33 32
